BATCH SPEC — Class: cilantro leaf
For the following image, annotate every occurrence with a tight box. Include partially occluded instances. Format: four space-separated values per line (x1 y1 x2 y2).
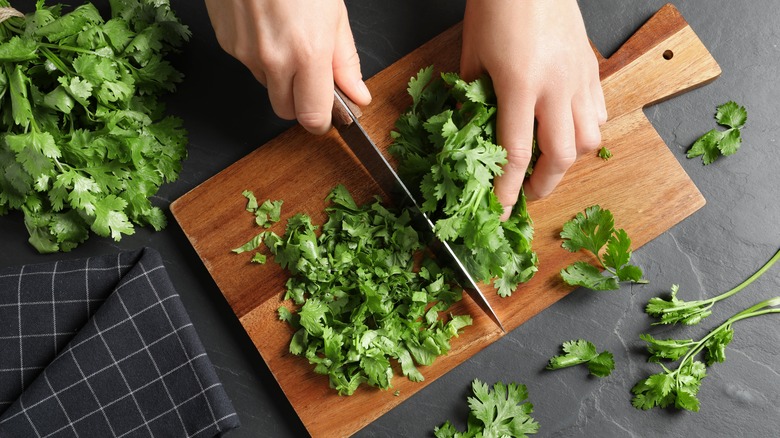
687 101 747 164
597 146 612 160
559 205 646 290
546 339 615 377
434 379 539 438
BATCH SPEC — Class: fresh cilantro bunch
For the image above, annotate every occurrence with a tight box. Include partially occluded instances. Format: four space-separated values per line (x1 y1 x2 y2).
546 339 615 377
253 185 472 396
632 297 780 412
687 101 747 164
434 379 539 438
560 205 646 290
0 0 190 252
389 66 538 297
646 248 779 326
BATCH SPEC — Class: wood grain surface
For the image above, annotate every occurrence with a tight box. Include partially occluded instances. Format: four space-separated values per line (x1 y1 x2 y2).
170 4 720 437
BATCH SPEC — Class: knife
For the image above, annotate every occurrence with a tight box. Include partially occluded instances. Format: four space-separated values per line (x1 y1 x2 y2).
331 88 506 332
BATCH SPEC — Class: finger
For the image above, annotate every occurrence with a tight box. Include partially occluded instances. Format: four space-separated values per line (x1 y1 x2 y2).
591 76 608 125
265 69 296 121
333 8 371 106
292 59 335 135
492 85 536 220
571 89 602 155
525 97 577 201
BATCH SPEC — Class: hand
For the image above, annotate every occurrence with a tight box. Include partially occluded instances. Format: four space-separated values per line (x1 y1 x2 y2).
460 0 607 219
204 0 372 134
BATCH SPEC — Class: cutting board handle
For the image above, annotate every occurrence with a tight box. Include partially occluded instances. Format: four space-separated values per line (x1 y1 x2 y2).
597 3 721 119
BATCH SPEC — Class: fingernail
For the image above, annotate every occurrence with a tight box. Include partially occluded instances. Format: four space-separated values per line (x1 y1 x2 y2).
357 80 371 103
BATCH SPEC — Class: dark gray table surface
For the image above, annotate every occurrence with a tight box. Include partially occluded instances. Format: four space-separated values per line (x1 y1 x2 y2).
2 1 778 436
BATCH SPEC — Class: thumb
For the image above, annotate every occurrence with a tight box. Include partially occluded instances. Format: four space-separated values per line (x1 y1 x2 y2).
332 7 371 106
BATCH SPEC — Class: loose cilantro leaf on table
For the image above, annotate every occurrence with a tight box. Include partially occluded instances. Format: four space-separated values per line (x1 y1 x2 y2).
0 0 190 253
434 379 540 438
559 205 646 290
687 101 747 164
598 146 612 160
235 185 472 395
646 248 780 326
633 297 780 412
546 339 615 377
389 66 538 297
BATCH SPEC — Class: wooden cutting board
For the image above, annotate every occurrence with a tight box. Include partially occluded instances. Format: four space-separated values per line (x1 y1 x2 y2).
171 4 719 437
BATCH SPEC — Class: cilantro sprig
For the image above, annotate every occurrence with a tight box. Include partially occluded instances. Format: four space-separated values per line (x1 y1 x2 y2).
236 185 472 396
0 0 190 252
687 101 747 164
559 205 646 290
646 248 780 325
546 339 615 377
434 379 540 438
632 297 780 412
389 66 538 297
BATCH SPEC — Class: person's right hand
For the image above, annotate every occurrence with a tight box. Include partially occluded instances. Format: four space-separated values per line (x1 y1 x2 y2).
204 0 372 135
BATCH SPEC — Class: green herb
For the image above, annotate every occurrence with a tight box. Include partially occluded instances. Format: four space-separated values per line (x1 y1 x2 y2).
559 205 646 290
632 297 780 412
687 101 747 164
389 66 538 297
434 379 539 438
546 339 615 377
597 146 612 160
239 185 472 395
0 0 190 253
646 249 780 325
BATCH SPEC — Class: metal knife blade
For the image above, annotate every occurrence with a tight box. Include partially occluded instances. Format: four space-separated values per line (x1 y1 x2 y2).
331 89 505 332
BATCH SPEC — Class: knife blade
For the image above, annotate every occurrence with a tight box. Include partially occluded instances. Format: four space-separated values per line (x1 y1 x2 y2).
331 88 505 332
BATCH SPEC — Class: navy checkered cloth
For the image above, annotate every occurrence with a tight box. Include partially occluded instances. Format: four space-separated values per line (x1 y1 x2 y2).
0 248 240 437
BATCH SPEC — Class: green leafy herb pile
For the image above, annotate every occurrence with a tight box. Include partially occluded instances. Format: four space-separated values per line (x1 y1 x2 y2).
633 297 780 412
560 205 646 290
236 185 472 396
0 0 190 252
434 379 539 438
546 339 615 377
389 66 538 297
687 101 747 164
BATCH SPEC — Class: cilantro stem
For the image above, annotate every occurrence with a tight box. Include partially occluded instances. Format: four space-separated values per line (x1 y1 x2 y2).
672 297 780 380
39 46 75 75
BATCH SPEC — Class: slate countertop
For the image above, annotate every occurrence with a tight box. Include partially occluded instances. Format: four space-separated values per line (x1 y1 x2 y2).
1 1 778 436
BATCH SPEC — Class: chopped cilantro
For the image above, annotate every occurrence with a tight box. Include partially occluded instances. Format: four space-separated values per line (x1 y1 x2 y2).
389 67 538 297
597 146 612 160
434 379 539 438
0 0 190 252
546 339 615 377
236 185 472 395
687 101 747 164
559 205 646 290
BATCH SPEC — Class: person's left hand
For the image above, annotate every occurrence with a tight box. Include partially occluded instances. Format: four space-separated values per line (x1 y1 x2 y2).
460 0 607 220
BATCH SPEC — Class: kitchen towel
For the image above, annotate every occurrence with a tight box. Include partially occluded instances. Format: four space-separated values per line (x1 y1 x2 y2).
0 248 240 437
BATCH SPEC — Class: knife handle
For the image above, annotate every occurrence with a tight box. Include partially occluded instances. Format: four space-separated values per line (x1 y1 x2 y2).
332 88 363 129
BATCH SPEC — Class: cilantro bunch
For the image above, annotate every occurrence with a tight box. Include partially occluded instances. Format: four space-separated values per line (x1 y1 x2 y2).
389 66 538 297
632 297 780 412
0 0 190 252
434 379 539 438
257 185 472 396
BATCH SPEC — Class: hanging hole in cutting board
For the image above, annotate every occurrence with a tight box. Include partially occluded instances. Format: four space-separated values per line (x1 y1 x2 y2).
663 49 674 60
